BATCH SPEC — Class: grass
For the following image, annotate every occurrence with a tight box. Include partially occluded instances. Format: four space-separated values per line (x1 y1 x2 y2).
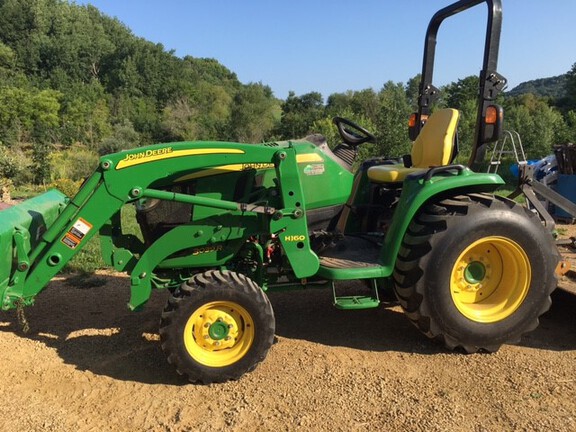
482 159 527 203
11 181 142 275
12 183 47 200
64 204 142 274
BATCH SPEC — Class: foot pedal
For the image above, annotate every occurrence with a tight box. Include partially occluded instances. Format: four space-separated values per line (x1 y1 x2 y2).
332 280 380 310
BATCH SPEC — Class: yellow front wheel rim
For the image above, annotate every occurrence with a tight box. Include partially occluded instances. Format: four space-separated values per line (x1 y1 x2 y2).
183 301 255 367
450 236 531 323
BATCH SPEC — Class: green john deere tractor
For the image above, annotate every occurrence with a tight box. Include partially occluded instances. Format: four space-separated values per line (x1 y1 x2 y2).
0 0 559 383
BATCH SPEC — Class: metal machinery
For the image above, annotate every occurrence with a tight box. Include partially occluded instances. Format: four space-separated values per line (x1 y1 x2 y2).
0 0 559 383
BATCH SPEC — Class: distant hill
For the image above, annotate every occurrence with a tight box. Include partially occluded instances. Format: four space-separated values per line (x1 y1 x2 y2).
507 74 568 99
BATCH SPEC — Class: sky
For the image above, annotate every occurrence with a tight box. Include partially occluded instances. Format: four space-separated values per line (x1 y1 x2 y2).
75 0 576 100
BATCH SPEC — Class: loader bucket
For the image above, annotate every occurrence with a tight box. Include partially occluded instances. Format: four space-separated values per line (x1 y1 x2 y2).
0 189 68 290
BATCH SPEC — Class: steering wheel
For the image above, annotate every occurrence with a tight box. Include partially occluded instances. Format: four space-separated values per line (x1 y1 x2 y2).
333 116 376 147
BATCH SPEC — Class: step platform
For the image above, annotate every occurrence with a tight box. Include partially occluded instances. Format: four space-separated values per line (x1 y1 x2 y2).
316 234 387 280
316 235 384 309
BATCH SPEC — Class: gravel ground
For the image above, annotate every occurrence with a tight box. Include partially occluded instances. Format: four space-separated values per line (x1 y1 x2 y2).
0 265 575 432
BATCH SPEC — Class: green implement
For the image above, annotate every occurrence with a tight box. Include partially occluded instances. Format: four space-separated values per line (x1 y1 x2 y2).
0 190 68 308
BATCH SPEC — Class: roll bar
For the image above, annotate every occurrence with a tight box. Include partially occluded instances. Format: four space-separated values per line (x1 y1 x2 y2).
415 0 507 167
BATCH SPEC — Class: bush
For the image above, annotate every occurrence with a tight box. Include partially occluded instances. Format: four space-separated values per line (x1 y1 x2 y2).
0 177 12 201
48 178 83 198
0 145 32 185
98 119 140 155
49 145 99 182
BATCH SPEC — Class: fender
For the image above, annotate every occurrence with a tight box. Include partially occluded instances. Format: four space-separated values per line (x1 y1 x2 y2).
379 167 505 274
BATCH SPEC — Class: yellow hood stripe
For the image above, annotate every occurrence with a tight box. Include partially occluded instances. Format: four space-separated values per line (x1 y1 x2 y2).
116 148 245 170
175 153 324 182
296 153 324 163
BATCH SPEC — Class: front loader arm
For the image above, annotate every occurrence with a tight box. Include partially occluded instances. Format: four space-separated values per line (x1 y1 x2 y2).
3 172 124 309
1 140 321 310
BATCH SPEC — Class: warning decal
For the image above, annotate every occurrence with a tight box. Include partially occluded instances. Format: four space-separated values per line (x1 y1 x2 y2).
61 218 93 249
62 235 79 249
70 218 92 240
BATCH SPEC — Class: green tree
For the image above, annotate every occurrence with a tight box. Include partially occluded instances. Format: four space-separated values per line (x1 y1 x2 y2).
561 111 576 143
59 81 111 147
311 111 378 161
161 97 198 142
405 74 421 110
0 86 61 146
276 91 324 139
49 144 99 181
564 62 576 111
228 83 278 143
38 2 115 83
504 94 565 158
443 76 479 109
0 145 27 181
0 86 32 144
441 76 481 160
325 92 352 118
98 119 140 155
0 41 15 70
192 82 233 139
31 88 61 142
375 81 412 158
325 89 380 126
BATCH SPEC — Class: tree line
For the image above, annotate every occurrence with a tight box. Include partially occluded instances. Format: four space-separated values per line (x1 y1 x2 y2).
0 0 575 189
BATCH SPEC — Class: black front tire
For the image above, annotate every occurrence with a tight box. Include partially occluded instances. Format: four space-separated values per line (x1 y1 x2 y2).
160 270 275 383
393 193 558 353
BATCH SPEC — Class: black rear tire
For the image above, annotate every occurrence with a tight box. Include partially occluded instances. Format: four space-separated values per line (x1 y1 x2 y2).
160 270 275 383
393 193 558 352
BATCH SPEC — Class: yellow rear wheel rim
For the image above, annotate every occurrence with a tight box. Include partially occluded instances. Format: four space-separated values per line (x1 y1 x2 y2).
450 236 531 323
183 301 255 367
